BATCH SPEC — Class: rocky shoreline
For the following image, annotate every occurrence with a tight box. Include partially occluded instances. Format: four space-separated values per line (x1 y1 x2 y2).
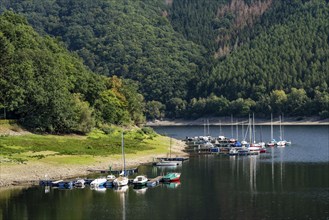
146 116 329 126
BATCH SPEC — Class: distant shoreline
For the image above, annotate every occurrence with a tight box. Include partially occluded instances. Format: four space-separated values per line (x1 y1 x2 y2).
146 116 329 126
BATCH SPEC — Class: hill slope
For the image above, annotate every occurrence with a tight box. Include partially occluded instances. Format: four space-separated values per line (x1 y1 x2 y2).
1 0 329 118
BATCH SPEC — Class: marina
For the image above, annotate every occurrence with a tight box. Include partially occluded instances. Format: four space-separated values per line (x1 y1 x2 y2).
1 125 328 220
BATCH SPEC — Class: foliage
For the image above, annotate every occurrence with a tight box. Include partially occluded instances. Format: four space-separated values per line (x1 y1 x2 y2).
0 11 145 132
1 0 329 120
145 101 166 120
0 0 207 104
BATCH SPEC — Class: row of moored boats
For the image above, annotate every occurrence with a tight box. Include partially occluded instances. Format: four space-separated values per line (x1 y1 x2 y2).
39 172 181 190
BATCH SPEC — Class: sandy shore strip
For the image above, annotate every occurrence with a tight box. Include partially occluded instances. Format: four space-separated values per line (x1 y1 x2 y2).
146 116 329 126
0 139 188 188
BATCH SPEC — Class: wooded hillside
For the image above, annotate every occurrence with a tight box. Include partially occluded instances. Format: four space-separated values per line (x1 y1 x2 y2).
1 0 328 121
0 11 144 133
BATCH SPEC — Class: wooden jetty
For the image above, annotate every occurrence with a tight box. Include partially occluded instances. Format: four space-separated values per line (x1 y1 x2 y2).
147 176 163 187
156 157 189 161
185 146 215 154
87 167 138 175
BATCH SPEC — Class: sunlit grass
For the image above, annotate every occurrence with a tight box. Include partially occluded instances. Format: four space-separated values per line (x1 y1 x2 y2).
0 126 171 164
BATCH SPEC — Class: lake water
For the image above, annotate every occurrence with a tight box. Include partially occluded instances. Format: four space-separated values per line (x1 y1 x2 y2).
1 125 328 220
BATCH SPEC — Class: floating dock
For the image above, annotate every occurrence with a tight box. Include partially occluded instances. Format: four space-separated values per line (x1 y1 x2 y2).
147 176 163 187
156 157 189 161
87 167 138 175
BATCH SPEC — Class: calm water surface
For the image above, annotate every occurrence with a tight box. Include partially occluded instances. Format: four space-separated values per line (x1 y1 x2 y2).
1 125 328 220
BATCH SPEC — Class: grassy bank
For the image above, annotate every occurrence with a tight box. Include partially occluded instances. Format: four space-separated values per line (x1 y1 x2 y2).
0 126 172 164
0 125 187 187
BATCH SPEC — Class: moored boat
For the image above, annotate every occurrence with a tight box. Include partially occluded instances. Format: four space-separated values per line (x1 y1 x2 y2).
113 175 129 187
90 177 107 188
58 181 73 189
229 148 239 156
162 172 181 182
74 178 85 187
113 133 129 187
155 159 181 166
105 174 116 188
133 175 148 186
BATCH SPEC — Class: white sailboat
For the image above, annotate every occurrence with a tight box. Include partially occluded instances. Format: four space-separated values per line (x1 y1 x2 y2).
266 113 276 147
277 115 286 147
113 132 129 187
155 137 182 166
278 114 292 146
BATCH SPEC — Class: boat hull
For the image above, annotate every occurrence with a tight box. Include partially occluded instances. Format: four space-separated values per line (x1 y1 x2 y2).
162 173 181 182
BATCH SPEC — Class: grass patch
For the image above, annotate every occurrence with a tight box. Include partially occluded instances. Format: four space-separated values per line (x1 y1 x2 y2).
0 126 164 164
43 155 96 165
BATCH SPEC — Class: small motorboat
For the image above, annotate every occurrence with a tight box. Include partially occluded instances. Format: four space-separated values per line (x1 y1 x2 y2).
105 174 116 188
133 175 148 186
155 160 181 166
74 178 85 187
58 181 73 189
229 148 239 156
90 177 107 188
162 172 181 182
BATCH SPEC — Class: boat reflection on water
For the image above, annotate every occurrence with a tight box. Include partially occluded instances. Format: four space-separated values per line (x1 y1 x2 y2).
133 185 148 195
44 186 50 194
163 181 181 189
114 185 128 220
92 186 107 193
114 185 129 193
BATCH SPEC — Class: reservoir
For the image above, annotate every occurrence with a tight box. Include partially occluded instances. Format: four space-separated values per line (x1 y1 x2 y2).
1 125 328 219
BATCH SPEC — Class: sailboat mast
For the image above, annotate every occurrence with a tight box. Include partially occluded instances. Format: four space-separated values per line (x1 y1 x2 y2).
282 113 285 140
207 119 210 136
170 137 172 158
270 113 273 140
253 113 256 144
122 132 126 176
249 115 252 144
204 119 206 136
279 115 282 141
242 122 245 141
219 120 222 136
231 114 233 138
236 120 239 140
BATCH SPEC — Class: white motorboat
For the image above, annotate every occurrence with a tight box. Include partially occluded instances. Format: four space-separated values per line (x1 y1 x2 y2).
133 175 148 186
74 178 85 187
155 160 180 166
90 177 107 188
107 174 116 182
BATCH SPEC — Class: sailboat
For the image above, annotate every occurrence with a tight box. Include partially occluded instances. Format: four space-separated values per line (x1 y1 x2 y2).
155 137 182 166
113 132 129 187
277 114 292 146
266 113 276 147
248 114 261 154
276 115 286 147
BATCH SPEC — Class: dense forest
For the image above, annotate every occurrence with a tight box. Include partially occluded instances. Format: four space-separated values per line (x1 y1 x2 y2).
0 11 144 133
1 0 329 127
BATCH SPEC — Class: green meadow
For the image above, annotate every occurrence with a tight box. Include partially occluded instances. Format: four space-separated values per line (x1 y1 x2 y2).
0 126 171 164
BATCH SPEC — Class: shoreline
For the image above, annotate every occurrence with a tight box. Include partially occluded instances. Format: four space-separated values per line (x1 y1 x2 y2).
146 116 329 126
0 139 188 189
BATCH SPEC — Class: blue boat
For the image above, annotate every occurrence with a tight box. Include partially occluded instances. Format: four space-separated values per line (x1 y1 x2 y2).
58 181 73 189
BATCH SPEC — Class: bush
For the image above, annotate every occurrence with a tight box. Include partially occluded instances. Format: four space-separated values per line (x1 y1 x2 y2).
141 127 155 135
319 110 329 119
